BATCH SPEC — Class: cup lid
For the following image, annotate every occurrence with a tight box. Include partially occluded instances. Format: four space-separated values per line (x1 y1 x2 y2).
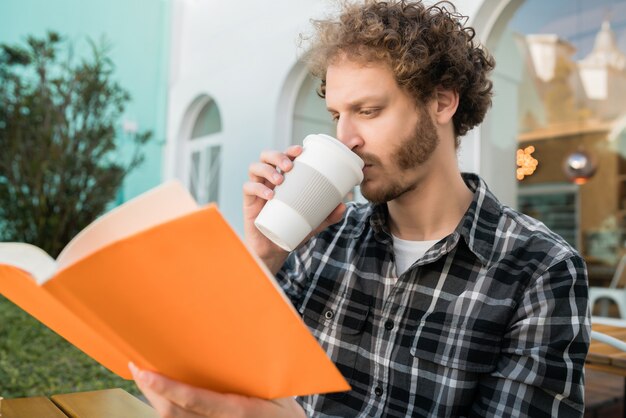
303 134 364 171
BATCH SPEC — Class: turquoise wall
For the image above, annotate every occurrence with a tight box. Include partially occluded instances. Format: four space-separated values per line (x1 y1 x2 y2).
0 0 171 203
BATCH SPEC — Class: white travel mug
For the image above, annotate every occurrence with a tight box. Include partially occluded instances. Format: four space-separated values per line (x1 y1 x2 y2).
254 134 364 251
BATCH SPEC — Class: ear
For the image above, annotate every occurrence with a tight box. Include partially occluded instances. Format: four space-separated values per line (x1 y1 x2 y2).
432 88 459 125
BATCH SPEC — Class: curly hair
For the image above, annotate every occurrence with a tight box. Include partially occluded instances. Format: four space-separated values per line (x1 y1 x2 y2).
303 0 495 138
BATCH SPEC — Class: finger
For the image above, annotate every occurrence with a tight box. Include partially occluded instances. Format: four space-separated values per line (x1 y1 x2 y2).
284 145 303 159
247 172 274 192
138 384 205 418
131 364 188 417
259 150 294 172
252 397 307 418
130 364 307 418
131 365 240 416
243 181 274 206
248 161 284 185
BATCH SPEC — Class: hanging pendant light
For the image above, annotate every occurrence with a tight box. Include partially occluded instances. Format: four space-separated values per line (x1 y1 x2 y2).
563 150 597 184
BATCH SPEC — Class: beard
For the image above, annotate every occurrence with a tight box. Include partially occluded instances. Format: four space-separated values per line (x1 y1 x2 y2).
359 108 439 204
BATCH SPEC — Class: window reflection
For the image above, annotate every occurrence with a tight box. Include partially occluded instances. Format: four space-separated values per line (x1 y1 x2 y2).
497 0 626 297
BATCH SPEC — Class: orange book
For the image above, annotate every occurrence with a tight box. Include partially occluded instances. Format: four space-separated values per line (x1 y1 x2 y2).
0 181 349 399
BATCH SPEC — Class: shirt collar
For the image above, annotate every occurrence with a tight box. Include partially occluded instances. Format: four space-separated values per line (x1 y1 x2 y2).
457 173 502 265
367 173 502 266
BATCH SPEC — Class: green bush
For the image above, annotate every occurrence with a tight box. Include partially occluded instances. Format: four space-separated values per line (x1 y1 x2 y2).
0 31 150 256
0 296 139 397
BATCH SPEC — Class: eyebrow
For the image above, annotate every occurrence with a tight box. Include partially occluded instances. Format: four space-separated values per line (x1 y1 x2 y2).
326 95 388 113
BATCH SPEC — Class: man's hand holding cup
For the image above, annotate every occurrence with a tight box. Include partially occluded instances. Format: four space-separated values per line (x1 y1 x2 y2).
244 134 364 273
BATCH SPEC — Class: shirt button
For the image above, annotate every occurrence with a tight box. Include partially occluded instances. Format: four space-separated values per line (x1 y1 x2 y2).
324 310 334 320
384 320 394 330
374 386 383 397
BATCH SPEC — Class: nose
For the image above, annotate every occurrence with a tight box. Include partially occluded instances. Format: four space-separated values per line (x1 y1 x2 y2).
336 116 364 151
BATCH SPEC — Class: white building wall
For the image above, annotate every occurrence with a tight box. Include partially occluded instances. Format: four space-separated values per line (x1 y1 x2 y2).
483 29 523 209
165 0 502 233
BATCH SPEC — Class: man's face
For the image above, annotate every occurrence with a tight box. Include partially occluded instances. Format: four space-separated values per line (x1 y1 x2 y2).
325 56 439 203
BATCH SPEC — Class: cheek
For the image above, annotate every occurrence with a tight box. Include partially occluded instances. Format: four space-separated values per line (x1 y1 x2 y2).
363 112 414 143
389 109 419 135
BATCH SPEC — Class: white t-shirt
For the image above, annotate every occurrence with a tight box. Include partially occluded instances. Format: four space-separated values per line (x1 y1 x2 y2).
392 235 439 277
381 235 438 301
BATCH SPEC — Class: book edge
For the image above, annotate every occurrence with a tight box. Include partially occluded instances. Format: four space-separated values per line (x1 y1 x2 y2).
56 181 197 270
0 243 57 284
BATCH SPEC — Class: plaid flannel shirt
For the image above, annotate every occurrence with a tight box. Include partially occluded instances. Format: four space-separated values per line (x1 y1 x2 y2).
276 173 590 417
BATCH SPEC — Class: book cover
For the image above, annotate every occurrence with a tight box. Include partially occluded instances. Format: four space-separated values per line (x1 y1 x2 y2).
0 181 349 399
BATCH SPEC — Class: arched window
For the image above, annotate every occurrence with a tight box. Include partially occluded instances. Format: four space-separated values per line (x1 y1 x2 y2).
179 96 223 204
191 100 222 138
291 74 335 145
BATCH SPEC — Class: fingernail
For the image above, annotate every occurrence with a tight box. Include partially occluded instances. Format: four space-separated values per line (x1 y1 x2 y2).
282 159 292 170
264 190 273 198
129 362 145 382
273 173 282 183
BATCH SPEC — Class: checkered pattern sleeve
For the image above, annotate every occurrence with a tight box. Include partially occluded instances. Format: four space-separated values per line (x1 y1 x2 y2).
275 237 318 310
470 255 590 417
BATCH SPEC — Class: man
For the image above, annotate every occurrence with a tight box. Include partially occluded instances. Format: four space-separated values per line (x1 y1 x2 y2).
131 1 590 416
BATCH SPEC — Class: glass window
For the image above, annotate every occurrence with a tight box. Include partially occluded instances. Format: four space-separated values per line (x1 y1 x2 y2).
206 144 221 204
183 96 223 204
191 100 221 139
492 0 626 292
518 184 579 248
292 73 335 145
189 144 221 204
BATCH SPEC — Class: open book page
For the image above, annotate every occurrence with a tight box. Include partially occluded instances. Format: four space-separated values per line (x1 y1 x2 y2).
57 181 198 272
0 243 57 285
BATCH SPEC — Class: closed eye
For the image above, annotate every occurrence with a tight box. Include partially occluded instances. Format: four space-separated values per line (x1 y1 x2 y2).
359 108 380 117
